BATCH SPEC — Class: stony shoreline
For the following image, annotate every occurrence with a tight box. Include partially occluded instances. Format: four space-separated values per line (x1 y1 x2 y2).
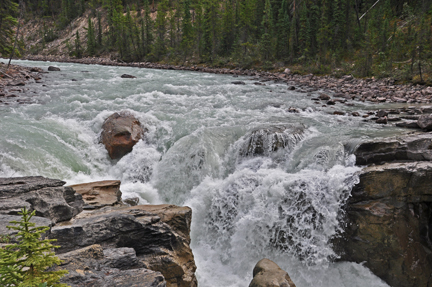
0 61 44 106
23 54 432 105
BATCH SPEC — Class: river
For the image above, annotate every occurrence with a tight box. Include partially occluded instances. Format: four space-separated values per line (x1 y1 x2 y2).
1 59 406 286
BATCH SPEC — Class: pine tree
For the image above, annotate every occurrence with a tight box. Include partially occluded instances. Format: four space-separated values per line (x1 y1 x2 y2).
153 0 168 60
0 208 68 287
97 11 103 47
87 17 96 56
275 0 290 60
142 0 154 56
260 0 274 61
0 0 18 57
75 30 82 58
181 0 193 61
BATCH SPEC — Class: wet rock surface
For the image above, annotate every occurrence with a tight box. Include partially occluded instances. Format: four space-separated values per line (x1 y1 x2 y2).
338 133 432 287
240 125 305 157
249 259 296 287
100 112 144 160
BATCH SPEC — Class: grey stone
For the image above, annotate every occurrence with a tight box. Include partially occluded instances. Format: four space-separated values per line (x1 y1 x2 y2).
52 244 166 287
50 204 196 287
354 132 432 165
48 66 61 71
0 176 83 224
0 214 52 237
418 114 432 131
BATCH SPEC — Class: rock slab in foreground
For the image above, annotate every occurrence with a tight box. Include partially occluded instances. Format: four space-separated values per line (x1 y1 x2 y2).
50 204 197 287
249 258 296 287
0 176 84 224
68 180 122 209
100 112 144 159
338 162 432 287
51 244 166 287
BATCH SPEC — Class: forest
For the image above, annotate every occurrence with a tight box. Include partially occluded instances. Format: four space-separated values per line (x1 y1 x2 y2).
1 0 432 83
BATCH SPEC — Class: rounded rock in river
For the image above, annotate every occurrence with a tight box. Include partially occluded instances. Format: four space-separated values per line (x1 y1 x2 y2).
100 112 144 159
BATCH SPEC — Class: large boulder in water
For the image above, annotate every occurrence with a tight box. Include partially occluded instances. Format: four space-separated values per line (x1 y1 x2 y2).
101 112 144 159
249 258 297 287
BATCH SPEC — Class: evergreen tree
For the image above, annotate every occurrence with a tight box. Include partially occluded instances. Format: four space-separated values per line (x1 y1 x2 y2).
260 0 274 61
181 0 194 61
0 208 68 287
75 31 82 58
142 0 154 56
0 0 18 57
87 17 96 56
275 0 290 60
153 0 168 60
97 11 103 47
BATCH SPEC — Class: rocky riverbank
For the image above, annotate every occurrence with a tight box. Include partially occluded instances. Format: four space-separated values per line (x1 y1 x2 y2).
23 55 432 105
0 61 44 106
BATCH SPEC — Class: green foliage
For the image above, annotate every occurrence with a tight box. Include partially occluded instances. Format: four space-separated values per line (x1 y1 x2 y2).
0 208 68 287
0 0 18 57
87 17 96 56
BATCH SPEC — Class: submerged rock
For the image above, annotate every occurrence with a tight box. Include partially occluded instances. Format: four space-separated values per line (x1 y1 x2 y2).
121 74 136 78
48 66 61 71
249 258 296 287
68 180 122 210
240 125 305 157
100 112 144 159
0 176 83 224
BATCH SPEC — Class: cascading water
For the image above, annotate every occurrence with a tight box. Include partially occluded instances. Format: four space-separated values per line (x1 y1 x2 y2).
0 59 405 286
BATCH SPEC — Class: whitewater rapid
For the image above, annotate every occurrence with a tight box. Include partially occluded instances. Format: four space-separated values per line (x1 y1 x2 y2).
1 59 405 286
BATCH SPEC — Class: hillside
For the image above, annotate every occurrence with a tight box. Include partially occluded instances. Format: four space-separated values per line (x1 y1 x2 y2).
3 0 432 84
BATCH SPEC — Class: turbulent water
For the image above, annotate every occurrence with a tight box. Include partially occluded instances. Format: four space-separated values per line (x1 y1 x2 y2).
1 59 407 286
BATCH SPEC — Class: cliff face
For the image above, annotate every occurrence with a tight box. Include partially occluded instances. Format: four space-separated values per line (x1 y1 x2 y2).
337 133 432 287
0 176 197 287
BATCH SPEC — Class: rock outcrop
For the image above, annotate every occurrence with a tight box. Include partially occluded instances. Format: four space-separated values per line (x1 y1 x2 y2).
50 204 197 287
68 180 122 209
354 132 432 165
249 259 296 287
0 176 84 223
0 177 197 287
100 112 144 159
50 244 166 287
338 133 432 287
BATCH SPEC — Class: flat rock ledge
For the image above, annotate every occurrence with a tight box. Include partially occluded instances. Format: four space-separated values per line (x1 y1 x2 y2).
0 176 197 287
337 132 432 287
